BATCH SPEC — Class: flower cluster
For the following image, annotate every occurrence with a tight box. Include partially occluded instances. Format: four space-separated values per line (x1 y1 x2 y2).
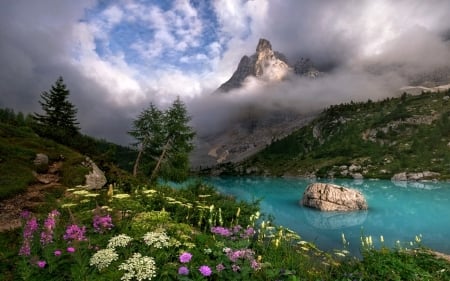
177 252 212 278
223 247 261 271
19 211 38 256
93 214 114 233
142 231 170 249
118 253 157 281
211 225 255 239
107 234 133 249
90 248 119 270
40 210 60 245
63 224 87 242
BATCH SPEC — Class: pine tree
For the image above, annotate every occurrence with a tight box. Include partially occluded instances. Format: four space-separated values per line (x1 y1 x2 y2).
128 103 165 176
129 97 195 182
154 96 195 182
34 76 79 141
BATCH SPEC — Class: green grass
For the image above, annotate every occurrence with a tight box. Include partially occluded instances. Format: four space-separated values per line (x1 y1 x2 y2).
0 122 85 199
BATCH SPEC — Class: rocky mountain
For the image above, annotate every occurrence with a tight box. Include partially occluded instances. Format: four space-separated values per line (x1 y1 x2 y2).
191 39 321 168
216 38 321 93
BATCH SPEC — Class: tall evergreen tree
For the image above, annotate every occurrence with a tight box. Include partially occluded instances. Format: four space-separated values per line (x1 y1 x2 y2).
34 76 79 141
129 97 195 182
154 96 195 182
128 103 165 176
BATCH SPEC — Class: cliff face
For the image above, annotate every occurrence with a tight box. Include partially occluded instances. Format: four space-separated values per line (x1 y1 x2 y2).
217 38 319 93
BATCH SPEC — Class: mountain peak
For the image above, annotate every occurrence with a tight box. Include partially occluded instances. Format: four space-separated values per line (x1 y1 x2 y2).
217 38 290 92
256 38 272 53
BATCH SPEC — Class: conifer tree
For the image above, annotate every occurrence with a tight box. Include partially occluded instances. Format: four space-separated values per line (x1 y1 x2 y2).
129 97 195 182
34 76 79 141
128 103 165 176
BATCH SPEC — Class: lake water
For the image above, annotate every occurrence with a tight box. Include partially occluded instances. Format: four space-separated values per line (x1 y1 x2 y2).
204 177 450 256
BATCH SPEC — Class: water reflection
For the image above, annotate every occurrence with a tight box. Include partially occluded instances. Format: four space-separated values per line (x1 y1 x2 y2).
304 209 368 229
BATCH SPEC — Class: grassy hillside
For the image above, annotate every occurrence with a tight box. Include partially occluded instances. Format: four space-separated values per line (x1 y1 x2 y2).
0 110 137 199
234 90 450 179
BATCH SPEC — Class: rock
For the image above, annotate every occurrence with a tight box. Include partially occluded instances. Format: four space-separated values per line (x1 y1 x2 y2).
351 173 364 180
391 172 407 181
33 153 49 173
84 157 107 190
391 171 440 181
33 153 49 166
300 183 368 211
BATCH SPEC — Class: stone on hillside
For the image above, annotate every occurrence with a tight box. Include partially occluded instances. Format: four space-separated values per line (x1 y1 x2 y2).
300 183 368 211
33 153 49 173
84 157 107 190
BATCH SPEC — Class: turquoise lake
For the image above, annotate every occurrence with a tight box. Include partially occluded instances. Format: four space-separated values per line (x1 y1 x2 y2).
203 177 450 256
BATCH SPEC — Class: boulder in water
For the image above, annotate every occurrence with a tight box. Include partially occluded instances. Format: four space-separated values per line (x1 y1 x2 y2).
300 183 368 211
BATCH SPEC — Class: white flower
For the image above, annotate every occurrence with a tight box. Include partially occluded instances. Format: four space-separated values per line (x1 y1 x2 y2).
113 193 131 199
90 248 118 270
107 234 133 249
119 253 157 281
142 231 170 249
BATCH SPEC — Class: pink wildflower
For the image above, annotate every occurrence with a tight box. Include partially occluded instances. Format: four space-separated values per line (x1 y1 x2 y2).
179 252 192 263
63 224 87 242
54 250 62 256
93 215 113 233
37 260 46 268
178 266 189 275
67 247 76 253
40 210 60 245
199 265 212 276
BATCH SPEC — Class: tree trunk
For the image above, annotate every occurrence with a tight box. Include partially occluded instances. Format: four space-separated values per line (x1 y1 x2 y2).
150 138 172 182
133 148 144 177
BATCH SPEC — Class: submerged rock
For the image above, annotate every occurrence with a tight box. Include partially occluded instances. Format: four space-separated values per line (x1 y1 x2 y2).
300 183 368 211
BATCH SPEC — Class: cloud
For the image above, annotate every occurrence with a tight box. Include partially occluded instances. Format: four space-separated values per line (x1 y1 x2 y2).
0 0 449 146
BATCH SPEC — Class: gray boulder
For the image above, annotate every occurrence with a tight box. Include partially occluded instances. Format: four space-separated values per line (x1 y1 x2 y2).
33 153 49 166
300 183 368 211
84 157 107 190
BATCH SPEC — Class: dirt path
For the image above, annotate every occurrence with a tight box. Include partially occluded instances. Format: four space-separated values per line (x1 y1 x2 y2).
0 182 62 232
0 162 64 232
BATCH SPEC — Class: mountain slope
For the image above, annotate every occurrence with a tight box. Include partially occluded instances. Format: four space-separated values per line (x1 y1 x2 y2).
222 90 450 179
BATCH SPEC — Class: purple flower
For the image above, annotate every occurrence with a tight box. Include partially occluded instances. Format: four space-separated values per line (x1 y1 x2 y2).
179 252 192 263
19 215 38 256
211 226 232 237
216 263 225 272
67 247 76 253
40 210 60 245
54 250 62 256
199 265 212 276
178 266 189 275
241 227 256 239
63 224 87 242
93 215 114 233
37 260 46 268
251 259 261 271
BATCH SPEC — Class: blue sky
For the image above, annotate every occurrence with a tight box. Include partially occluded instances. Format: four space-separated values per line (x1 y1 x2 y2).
1 0 449 143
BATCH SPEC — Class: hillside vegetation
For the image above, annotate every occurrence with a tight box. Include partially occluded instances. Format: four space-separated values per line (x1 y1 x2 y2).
0 108 136 200
234 90 450 179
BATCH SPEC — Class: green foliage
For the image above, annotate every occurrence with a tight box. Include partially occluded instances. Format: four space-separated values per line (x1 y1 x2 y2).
239 90 450 179
33 76 80 143
129 97 195 182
